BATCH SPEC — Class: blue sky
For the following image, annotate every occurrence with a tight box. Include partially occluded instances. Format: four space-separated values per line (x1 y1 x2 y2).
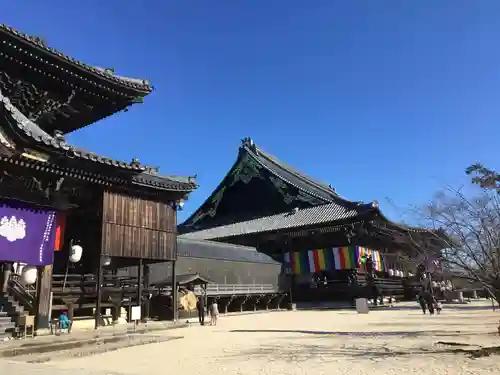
4 1 500 223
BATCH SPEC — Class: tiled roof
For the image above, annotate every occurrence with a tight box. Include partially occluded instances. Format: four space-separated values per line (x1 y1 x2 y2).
181 137 361 229
0 89 197 191
242 138 340 203
179 201 376 241
0 24 152 93
177 238 279 264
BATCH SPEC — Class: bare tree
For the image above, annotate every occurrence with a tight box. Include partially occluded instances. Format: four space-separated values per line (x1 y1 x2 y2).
416 184 500 303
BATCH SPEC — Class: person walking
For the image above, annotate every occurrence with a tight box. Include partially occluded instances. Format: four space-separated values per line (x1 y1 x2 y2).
426 294 435 315
209 299 219 326
196 295 205 326
435 299 442 315
418 294 427 314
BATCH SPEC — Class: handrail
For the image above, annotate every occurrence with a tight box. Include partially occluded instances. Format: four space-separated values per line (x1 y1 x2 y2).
194 284 277 294
7 279 36 312
52 274 280 295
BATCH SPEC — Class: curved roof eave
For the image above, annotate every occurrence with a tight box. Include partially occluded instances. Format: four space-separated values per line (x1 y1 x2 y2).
0 90 197 192
0 24 152 94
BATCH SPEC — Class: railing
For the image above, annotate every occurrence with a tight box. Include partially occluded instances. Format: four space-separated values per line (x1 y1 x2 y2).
202 284 278 294
7 279 36 313
160 283 280 295
50 274 280 296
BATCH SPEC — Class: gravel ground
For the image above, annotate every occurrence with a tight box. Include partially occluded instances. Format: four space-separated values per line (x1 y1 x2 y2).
3 304 500 375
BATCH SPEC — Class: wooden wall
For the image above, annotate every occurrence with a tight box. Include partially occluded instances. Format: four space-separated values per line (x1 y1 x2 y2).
101 190 177 260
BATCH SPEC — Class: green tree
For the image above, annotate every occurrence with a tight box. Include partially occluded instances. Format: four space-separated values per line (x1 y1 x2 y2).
466 163 500 191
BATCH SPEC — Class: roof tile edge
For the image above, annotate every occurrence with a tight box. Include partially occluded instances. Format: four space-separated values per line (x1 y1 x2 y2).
0 24 153 93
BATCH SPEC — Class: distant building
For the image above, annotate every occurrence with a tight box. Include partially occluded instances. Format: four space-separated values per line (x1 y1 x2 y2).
178 137 449 303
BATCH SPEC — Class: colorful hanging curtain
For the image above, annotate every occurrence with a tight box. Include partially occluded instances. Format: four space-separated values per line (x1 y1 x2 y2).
374 250 384 272
285 246 385 275
0 202 56 265
332 247 356 270
356 247 384 272
291 250 310 275
308 248 335 273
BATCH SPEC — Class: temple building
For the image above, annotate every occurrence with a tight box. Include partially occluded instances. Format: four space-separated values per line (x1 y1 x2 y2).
179 137 447 303
0 24 197 336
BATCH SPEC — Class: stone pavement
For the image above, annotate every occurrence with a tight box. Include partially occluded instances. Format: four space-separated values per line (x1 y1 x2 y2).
0 360 132 375
0 319 186 351
17 300 500 375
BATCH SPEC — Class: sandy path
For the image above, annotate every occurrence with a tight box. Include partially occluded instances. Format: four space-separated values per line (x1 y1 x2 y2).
16 306 500 375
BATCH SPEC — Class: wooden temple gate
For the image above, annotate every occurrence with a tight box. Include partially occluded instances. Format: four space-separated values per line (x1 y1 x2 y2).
0 24 197 334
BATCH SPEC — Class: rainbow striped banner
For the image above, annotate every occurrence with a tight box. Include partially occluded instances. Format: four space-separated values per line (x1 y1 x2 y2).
284 246 385 275
332 247 356 270
356 247 384 272
374 250 384 271
291 251 310 275
309 248 335 273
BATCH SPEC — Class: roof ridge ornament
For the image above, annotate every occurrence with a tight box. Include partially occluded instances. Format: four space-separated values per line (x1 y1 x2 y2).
52 129 66 143
29 35 48 48
241 137 257 153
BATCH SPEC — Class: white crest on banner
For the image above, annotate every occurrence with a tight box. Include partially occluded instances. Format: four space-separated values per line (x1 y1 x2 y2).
0 216 27 242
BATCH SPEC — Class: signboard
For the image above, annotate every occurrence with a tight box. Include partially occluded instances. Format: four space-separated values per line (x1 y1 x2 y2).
0 203 56 265
130 305 141 321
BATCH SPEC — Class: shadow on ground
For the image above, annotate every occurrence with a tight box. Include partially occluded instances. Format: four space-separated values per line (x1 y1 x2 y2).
223 340 500 363
230 329 453 338
375 305 497 312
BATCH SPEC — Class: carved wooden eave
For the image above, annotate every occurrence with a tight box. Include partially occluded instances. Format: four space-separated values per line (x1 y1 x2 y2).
0 125 14 150
0 25 153 93
0 89 198 194
0 25 152 134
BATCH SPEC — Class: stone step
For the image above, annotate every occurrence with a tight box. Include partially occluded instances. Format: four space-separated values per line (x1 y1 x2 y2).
0 321 14 329
0 315 15 339
0 296 25 315
0 292 28 340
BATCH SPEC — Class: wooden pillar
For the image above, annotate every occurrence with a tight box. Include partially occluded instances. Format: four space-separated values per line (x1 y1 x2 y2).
112 268 120 323
282 245 293 304
143 263 150 320
203 284 208 309
137 258 143 319
67 303 74 322
94 256 103 330
35 265 53 330
171 260 177 321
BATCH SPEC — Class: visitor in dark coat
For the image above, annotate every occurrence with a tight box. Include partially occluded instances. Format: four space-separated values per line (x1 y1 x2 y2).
418 294 427 314
426 294 435 315
196 296 205 326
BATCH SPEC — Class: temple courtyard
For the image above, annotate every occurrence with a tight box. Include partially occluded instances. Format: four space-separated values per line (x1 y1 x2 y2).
2 302 500 375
